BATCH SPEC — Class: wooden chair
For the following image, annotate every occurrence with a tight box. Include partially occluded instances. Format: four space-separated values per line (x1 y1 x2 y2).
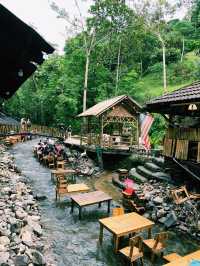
55 175 68 201
119 235 144 266
57 161 65 169
112 207 124 216
143 232 168 262
49 163 55 169
55 176 89 202
130 200 145 214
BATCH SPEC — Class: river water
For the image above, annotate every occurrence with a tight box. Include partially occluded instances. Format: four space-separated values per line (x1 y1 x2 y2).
12 140 199 266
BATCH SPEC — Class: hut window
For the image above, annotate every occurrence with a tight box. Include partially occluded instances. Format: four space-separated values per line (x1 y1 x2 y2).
188 141 198 161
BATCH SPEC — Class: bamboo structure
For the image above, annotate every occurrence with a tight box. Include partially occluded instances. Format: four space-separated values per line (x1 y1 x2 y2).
77 95 141 150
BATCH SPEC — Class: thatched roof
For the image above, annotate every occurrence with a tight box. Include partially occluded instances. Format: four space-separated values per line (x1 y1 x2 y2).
78 95 141 117
0 4 54 99
145 81 200 116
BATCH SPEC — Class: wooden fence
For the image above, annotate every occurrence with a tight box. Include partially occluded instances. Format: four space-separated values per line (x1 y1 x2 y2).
0 124 63 138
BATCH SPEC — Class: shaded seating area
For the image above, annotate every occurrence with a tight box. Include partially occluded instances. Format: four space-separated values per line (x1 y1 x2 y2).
77 95 141 150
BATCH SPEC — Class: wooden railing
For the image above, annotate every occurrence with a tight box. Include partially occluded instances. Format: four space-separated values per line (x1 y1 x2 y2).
0 124 64 138
86 133 135 148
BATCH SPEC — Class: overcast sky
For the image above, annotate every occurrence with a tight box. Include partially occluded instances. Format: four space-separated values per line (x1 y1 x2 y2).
0 0 92 53
0 0 186 53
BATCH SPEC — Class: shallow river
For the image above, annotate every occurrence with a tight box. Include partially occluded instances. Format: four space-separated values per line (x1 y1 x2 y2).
12 140 199 266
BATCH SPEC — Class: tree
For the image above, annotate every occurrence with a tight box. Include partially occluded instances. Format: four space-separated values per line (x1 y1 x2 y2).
50 1 96 112
133 0 179 93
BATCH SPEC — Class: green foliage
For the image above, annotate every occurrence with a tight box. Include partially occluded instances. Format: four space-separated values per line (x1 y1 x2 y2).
150 114 166 147
3 0 200 143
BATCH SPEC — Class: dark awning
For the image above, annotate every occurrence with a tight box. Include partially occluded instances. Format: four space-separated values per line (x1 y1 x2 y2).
145 81 200 116
0 4 55 99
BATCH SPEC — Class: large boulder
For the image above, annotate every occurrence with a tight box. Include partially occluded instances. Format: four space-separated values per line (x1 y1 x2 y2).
0 252 9 265
15 255 29 266
29 250 46 265
0 236 10 246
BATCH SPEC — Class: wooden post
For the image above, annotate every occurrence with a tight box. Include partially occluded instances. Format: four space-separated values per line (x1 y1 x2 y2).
99 223 104 245
100 116 103 147
137 116 140 148
80 118 83 146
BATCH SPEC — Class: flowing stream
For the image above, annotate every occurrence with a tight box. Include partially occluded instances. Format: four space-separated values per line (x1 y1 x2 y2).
11 139 199 266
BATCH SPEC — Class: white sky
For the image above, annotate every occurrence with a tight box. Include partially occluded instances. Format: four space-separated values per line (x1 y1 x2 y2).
0 0 92 53
0 0 186 53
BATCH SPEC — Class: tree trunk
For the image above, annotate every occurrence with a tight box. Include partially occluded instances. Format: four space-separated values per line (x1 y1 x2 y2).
115 39 122 96
181 37 185 62
162 43 167 94
157 33 167 94
83 52 90 112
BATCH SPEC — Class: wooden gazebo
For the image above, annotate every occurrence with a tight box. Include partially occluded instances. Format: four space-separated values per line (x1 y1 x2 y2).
78 95 141 150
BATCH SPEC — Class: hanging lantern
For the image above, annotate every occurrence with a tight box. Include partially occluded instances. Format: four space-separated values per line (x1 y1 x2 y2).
188 104 197 111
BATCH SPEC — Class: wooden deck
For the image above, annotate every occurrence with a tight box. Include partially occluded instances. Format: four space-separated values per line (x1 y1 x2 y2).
64 136 136 156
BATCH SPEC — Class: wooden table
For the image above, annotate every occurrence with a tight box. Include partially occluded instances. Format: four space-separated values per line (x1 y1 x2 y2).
99 212 154 253
163 250 200 266
71 190 112 220
51 169 76 181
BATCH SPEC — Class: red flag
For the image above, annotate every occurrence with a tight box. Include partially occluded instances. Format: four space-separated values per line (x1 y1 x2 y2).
140 114 154 150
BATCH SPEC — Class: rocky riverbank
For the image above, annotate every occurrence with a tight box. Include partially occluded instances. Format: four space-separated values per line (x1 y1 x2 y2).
113 174 200 240
0 144 53 266
138 180 200 238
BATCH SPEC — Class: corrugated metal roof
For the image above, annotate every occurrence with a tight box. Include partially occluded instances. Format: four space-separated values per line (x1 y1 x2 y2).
78 95 141 117
147 81 200 105
0 4 54 99
0 112 19 125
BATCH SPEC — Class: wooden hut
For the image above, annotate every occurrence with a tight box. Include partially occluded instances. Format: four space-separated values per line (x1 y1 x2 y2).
145 81 200 182
77 95 141 152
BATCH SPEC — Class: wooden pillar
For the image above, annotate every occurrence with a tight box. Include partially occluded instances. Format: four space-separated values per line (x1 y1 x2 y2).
80 118 84 145
100 116 104 146
137 115 140 148
87 117 90 145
